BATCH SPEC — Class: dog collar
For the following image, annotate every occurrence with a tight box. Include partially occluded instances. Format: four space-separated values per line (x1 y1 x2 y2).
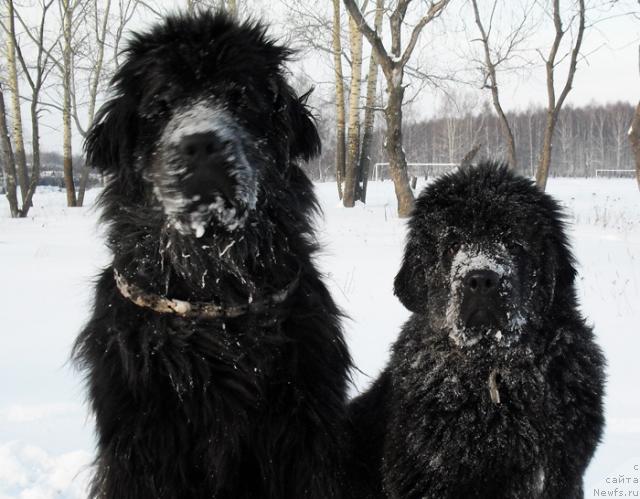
113 269 300 319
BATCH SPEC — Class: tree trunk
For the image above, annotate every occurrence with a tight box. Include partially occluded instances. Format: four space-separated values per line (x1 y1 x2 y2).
77 0 112 207
536 110 556 191
535 0 584 191
343 14 364 208
332 0 346 199
630 101 640 192
20 97 43 216
5 0 29 205
77 165 91 206
630 45 640 192
385 82 414 217
0 85 19 218
62 0 76 207
342 0 449 216
356 0 383 204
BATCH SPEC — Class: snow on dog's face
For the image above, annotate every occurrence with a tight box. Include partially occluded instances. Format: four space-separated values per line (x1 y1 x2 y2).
85 13 319 237
149 100 257 236
394 163 577 350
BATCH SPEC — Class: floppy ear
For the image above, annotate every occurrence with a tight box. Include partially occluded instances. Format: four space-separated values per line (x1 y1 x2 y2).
394 238 428 313
541 234 577 311
287 88 321 161
85 95 137 172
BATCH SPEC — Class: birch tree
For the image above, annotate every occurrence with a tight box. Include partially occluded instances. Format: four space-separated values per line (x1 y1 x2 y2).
342 9 364 207
75 0 112 206
4 0 28 205
13 0 58 213
343 0 451 217
0 83 18 216
1 0 58 217
356 0 383 203
58 0 85 207
629 44 640 191
332 0 346 199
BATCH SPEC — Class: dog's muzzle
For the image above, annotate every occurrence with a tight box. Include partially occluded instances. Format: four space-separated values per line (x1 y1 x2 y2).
153 101 258 236
446 245 523 347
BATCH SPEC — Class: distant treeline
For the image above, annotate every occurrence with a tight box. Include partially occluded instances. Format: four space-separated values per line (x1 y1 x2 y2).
3 102 633 191
305 101 636 181
0 152 98 191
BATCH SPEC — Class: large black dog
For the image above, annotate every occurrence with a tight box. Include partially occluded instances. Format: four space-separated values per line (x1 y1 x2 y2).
73 12 351 499
348 163 605 498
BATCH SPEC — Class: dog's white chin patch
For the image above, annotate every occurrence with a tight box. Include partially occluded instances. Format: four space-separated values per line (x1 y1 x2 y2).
170 196 249 237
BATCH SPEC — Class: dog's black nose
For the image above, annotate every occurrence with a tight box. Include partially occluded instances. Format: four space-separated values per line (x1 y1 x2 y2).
179 133 237 205
180 133 226 163
461 270 503 328
464 270 499 296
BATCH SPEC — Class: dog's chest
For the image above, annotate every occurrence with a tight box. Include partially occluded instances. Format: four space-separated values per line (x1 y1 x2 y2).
391 343 551 464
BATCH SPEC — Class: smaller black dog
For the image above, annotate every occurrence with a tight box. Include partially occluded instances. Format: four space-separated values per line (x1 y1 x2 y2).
347 163 605 499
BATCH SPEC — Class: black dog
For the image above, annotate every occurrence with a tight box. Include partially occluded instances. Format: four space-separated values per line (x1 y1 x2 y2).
73 12 351 498
348 163 605 499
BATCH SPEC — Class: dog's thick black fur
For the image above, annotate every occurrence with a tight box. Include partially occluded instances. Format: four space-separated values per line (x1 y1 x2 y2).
73 12 351 499
347 163 605 499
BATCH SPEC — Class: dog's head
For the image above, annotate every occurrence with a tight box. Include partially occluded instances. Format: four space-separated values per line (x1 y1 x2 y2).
394 162 576 348
87 12 320 236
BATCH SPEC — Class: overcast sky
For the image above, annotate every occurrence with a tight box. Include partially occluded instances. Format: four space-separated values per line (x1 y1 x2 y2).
19 0 640 152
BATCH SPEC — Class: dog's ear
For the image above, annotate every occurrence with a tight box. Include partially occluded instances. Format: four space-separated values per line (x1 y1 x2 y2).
85 95 137 172
541 234 577 311
271 80 321 162
287 88 321 161
394 237 427 313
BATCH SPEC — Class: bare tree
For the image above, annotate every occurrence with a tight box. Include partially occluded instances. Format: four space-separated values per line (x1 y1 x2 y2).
113 0 143 69
75 0 112 206
470 0 530 169
332 0 346 199
356 0 383 203
12 0 58 213
342 5 364 207
0 83 18 217
535 0 585 191
343 0 451 217
1 0 59 217
57 0 84 206
630 44 640 191
3 0 28 205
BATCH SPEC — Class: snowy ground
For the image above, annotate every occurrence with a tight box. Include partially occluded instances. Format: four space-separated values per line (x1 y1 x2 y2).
1 178 639 498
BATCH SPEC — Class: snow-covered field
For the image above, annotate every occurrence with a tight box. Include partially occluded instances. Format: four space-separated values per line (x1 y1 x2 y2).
1 178 639 498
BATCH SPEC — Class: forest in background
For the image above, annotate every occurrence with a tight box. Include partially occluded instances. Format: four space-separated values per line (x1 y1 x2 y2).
1 0 639 218
305 100 638 181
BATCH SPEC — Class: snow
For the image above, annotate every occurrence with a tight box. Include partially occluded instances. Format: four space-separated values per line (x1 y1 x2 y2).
1 178 639 498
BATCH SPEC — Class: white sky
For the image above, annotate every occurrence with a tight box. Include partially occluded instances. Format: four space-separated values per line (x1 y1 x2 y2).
15 0 640 152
